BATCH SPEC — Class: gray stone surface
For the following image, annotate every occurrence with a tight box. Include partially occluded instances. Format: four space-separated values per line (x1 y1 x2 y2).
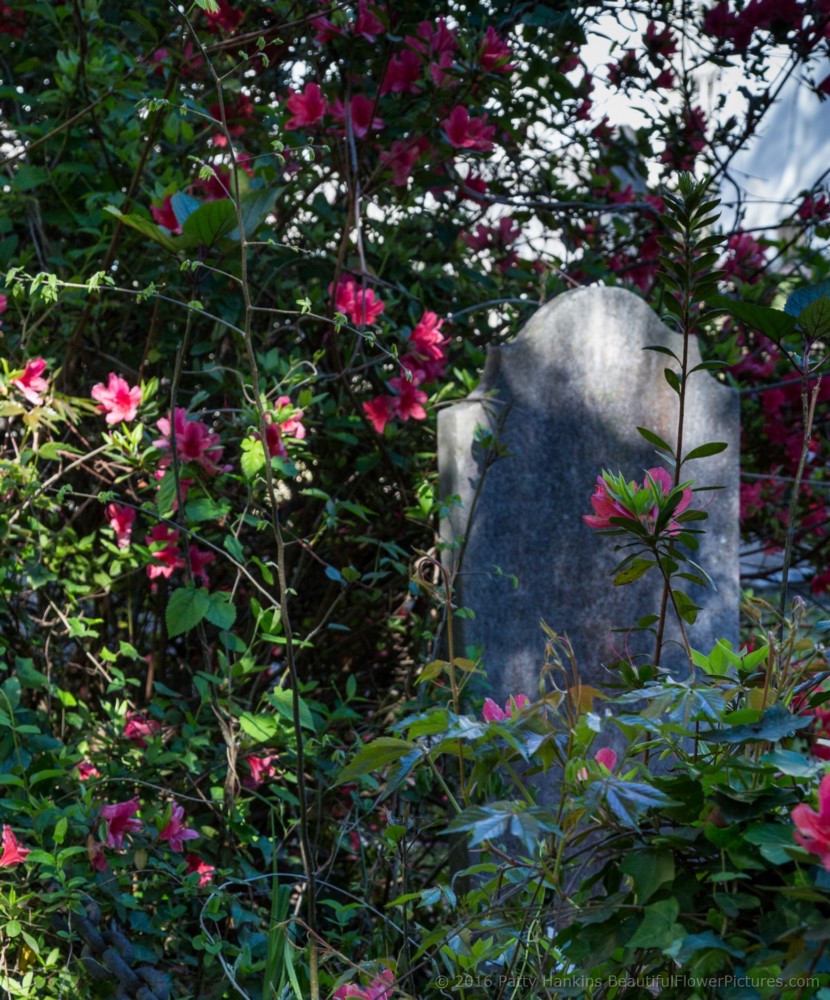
438 286 740 709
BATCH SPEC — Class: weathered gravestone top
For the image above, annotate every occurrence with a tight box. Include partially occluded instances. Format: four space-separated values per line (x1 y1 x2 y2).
438 286 740 707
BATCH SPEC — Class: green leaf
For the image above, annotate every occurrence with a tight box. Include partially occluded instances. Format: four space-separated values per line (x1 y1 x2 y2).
205 591 236 631
700 704 812 744
796 296 830 339
672 589 700 625
620 849 675 904
637 426 674 457
643 344 680 362
709 295 796 342
239 711 279 742
759 749 819 778
240 437 267 480
227 188 277 241
170 190 202 227
664 368 680 394
614 558 654 586
683 441 727 462
625 897 681 951
177 200 237 248
334 737 416 786
604 780 676 827
104 206 179 253
166 586 210 638
53 816 67 846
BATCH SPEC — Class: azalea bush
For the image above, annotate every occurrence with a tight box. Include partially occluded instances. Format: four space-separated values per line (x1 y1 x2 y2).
2 0 830 998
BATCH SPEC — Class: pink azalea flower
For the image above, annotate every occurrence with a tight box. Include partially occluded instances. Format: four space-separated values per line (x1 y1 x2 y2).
105 503 137 549
353 0 384 41
479 26 515 73
595 748 617 771
76 761 102 781
380 138 428 185
380 49 422 95
11 357 48 405
154 408 226 475
90 372 141 424
188 545 215 588
264 396 307 458
583 468 692 536
203 0 242 34
441 106 496 151
363 395 397 434
124 710 162 748
100 797 142 850
285 82 327 130
792 773 830 870
159 801 199 852
150 195 182 234
243 753 280 789
482 693 529 722
0 826 30 866
388 377 428 421
332 277 385 326
333 968 395 1000
331 94 385 139
87 837 108 872
146 524 185 580
311 14 339 44
185 853 215 886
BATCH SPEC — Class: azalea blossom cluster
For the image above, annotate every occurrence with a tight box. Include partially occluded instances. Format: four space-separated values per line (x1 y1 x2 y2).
482 693 529 722
10 357 49 406
281 12 512 189
583 467 693 537
363 311 449 434
792 773 830 872
92 796 212 882
332 968 395 1000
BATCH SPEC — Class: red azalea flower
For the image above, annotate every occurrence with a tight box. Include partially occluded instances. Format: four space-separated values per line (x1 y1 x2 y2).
380 49 422 95
363 395 397 434
11 357 48 405
441 106 496 151
353 0 384 41
243 753 280 789
333 968 395 1000
76 761 102 781
105 503 137 549
331 95 385 138
154 408 226 474
100 797 142 850
188 545 215 588
285 82 327 130
151 195 182 234
388 377 427 421
185 853 216 886
146 524 185 581
124 711 162 748
0 826 30 866
792 774 830 870
479 26 515 73
482 694 529 722
91 372 142 424
332 277 385 326
159 802 199 852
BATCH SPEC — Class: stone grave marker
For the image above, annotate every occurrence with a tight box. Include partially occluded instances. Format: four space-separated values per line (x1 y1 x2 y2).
438 286 740 716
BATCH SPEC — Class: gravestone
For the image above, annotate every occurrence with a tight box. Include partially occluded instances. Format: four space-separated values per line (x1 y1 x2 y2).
438 286 740 713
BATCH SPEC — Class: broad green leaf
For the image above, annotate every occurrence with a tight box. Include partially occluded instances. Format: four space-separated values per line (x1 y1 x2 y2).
604 779 676 827
177 199 237 248
614 558 654 586
205 591 236 631
170 190 202 227
227 188 278 241
784 280 830 317
166 586 210 638
664 368 680 394
621 849 675 904
637 426 674 456
334 737 416 786
683 441 727 462
700 704 812 744
625 897 681 951
759 749 819 778
709 294 796 342
239 711 279 742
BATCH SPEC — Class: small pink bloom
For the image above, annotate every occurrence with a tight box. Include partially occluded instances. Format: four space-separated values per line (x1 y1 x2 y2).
264 396 307 458
583 468 692 535
91 372 142 424
441 106 495 151
159 801 199 852
380 49 422 95
595 748 617 771
204 0 242 34
146 524 185 580
285 82 327 130
11 357 48 405
105 503 137 549
243 753 280 789
380 137 428 185
331 94 385 139
76 761 102 781
100 797 142 850
151 195 182 234
185 853 215 885
353 0 384 41
310 15 339 44
388 377 427 421
88 837 108 872
363 395 397 434
792 773 830 870
482 693 528 722
124 710 162 748
479 26 514 73
154 408 226 475
333 968 395 1000
188 545 215 588
0 826 29 866
332 277 385 326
